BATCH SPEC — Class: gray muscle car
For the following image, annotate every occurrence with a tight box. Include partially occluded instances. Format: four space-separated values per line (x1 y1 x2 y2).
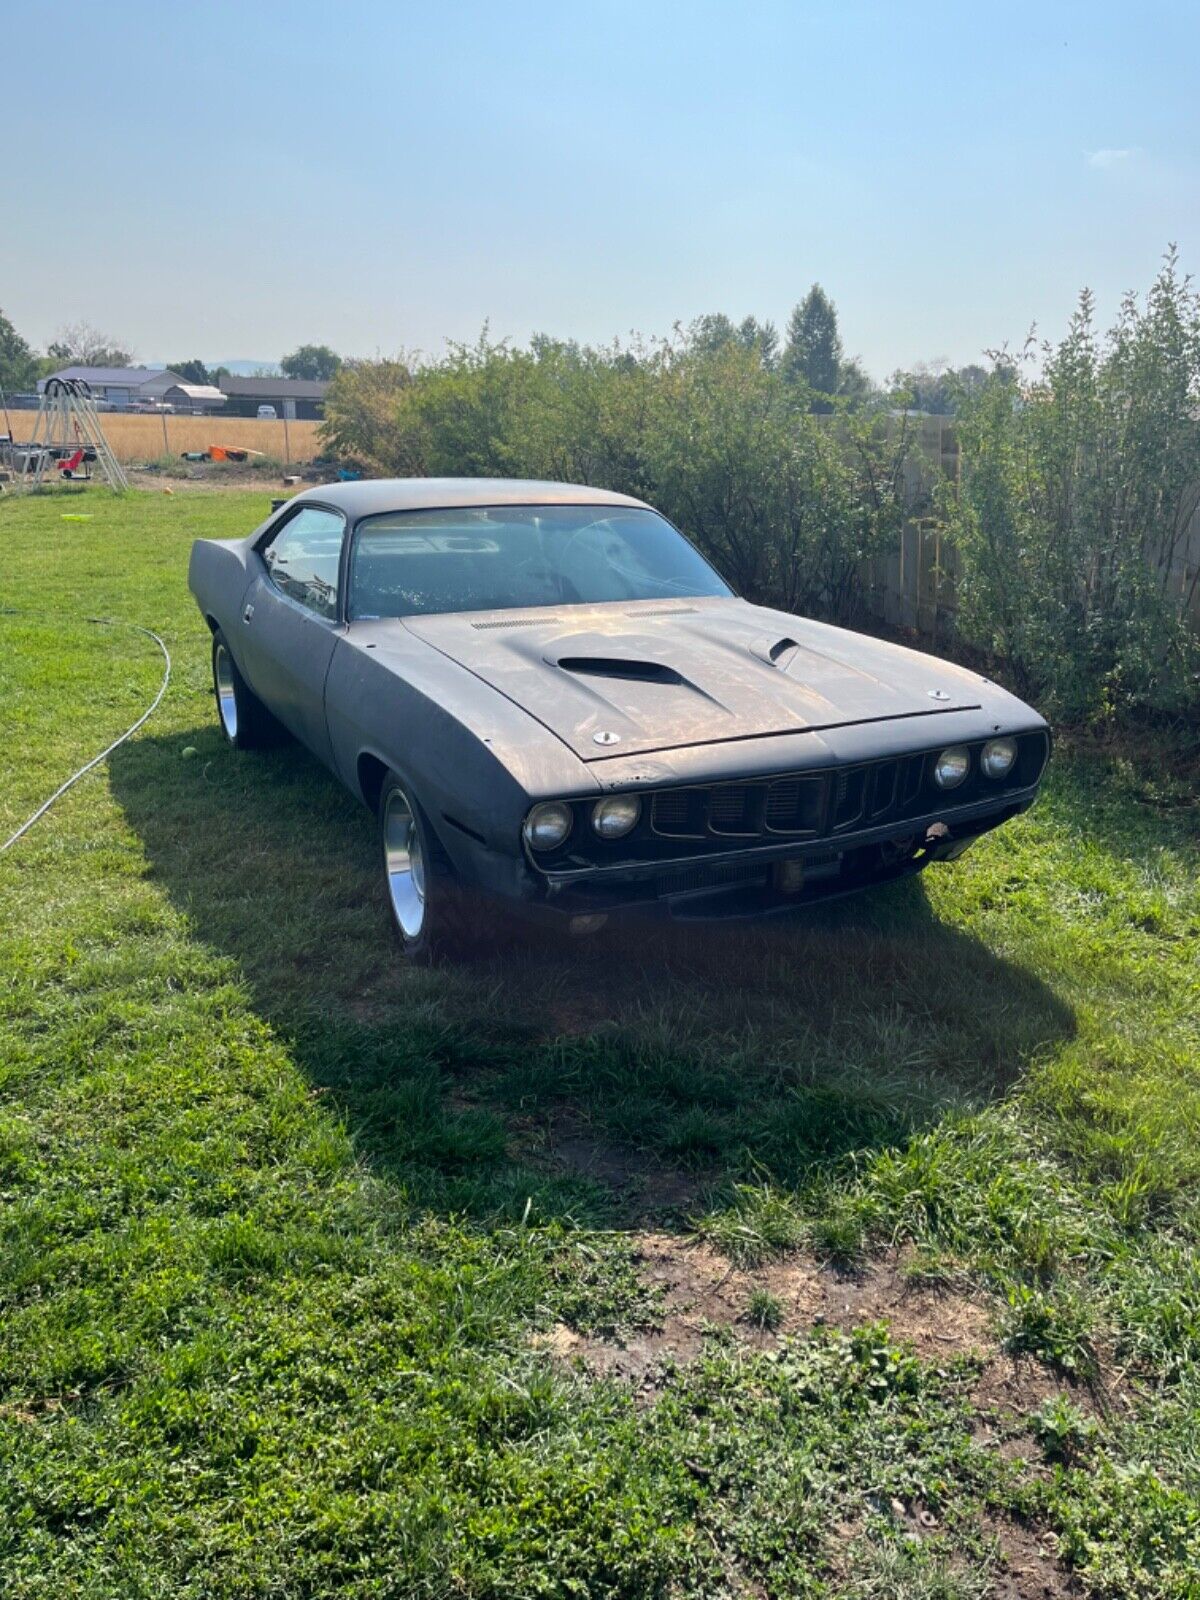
188 478 1049 959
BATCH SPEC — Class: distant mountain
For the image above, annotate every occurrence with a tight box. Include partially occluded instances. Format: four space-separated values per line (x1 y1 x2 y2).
210 360 281 376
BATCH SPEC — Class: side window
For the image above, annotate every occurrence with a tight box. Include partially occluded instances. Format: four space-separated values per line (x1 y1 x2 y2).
261 507 346 620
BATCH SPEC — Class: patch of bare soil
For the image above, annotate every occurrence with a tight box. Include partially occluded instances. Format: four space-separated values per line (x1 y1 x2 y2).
981 1515 1084 1599
969 1343 1129 1453
827 1512 1080 1600
537 1236 1100 1598
540 1236 996 1392
545 1236 1127 1418
538 1115 706 1218
126 467 306 495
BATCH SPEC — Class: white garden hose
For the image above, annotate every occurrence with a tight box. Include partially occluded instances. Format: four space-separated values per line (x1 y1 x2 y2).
0 615 172 855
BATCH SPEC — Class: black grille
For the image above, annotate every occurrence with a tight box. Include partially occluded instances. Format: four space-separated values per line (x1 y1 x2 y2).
869 760 898 816
535 732 1048 874
647 752 938 847
831 769 865 830
651 789 706 837
708 784 758 835
764 776 824 834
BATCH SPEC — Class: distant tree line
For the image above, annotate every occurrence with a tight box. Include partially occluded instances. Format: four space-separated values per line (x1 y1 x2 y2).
0 315 346 395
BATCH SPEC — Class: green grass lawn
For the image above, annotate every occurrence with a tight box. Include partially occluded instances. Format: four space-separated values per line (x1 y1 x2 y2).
1 488 1198 1598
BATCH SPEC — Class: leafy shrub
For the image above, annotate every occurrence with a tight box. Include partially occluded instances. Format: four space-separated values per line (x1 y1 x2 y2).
321 326 912 627
942 250 1200 723
322 257 1200 725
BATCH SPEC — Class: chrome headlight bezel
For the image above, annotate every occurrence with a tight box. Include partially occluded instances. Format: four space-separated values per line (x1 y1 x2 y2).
980 737 1018 780
522 801 573 851
932 745 971 789
591 795 642 840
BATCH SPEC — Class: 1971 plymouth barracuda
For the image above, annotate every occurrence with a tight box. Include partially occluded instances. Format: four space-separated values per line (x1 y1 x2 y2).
188 477 1050 960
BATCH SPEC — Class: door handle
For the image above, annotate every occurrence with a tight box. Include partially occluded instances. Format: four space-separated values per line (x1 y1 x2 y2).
243 603 254 624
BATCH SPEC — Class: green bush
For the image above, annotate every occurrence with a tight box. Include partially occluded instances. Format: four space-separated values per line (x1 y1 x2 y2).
942 250 1200 723
321 327 912 626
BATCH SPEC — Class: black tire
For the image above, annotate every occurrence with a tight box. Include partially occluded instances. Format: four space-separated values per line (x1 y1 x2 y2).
378 772 486 962
211 629 280 750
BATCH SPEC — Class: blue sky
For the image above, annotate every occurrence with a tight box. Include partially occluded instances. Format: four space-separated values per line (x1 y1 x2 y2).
4 0 1198 377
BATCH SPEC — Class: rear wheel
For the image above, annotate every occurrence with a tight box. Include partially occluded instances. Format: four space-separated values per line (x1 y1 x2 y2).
379 773 484 962
211 629 279 749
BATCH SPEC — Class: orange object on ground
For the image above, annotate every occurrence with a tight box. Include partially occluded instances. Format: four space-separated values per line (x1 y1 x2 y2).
208 446 229 462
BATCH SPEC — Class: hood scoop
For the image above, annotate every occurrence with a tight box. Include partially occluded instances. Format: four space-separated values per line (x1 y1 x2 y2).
556 655 683 685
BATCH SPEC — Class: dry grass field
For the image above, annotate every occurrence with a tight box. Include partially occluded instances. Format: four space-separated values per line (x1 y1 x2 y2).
4 409 322 464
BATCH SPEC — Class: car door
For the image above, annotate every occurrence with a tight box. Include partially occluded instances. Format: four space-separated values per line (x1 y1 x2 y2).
239 504 347 767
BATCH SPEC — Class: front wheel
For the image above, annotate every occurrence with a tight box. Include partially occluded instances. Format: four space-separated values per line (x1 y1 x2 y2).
211 629 280 749
378 773 486 962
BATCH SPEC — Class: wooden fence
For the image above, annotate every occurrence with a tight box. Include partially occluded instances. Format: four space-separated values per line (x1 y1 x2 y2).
2 409 323 466
858 418 1200 639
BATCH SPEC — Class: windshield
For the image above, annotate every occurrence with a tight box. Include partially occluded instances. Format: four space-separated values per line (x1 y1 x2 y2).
347 504 732 620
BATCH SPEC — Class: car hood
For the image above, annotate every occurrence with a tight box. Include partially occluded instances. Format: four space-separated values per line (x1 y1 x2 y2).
401 597 986 762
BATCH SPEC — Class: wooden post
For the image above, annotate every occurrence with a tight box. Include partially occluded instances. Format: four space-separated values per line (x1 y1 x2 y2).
282 412 291 466
161 410 169 457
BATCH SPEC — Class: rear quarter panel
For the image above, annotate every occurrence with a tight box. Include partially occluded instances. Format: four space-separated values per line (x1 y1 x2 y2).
187 538 257 650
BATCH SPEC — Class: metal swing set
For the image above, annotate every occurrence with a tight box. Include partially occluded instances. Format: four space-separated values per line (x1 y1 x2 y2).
7 377 129 492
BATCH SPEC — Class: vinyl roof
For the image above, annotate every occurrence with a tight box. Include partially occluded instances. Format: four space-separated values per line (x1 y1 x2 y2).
289 477 652 518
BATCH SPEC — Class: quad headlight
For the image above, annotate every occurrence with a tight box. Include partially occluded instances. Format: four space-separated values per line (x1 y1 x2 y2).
932 746 971 789
981 737 1018 780
591 795 642 839
523 801 573 851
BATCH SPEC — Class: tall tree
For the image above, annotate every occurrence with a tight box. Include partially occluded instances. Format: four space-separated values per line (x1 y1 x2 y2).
0 307 37 393
47 321 134 367
889 361 991 415
782 284 843 404
688 314 778 367
281 344 342 382
738 316 779 367
168 358 211 385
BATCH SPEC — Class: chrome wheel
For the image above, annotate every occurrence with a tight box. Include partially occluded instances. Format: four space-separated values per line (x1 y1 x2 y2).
383 786 426 939
214 644 238 741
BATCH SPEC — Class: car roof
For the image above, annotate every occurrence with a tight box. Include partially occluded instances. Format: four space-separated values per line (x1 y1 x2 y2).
290 477 652 518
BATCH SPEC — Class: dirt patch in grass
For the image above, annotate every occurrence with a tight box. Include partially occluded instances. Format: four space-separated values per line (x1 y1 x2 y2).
969 1343 1129 1437
542 1236 997 1388
537 1115 707 1218
126 467 304 495
546 1235 1129 1428
983 1515 1083 1599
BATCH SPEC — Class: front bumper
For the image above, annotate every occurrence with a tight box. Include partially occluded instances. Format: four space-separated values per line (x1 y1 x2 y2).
527 784 1037 923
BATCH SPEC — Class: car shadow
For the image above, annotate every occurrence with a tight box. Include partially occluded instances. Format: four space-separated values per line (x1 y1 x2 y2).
108 726 1076 1227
